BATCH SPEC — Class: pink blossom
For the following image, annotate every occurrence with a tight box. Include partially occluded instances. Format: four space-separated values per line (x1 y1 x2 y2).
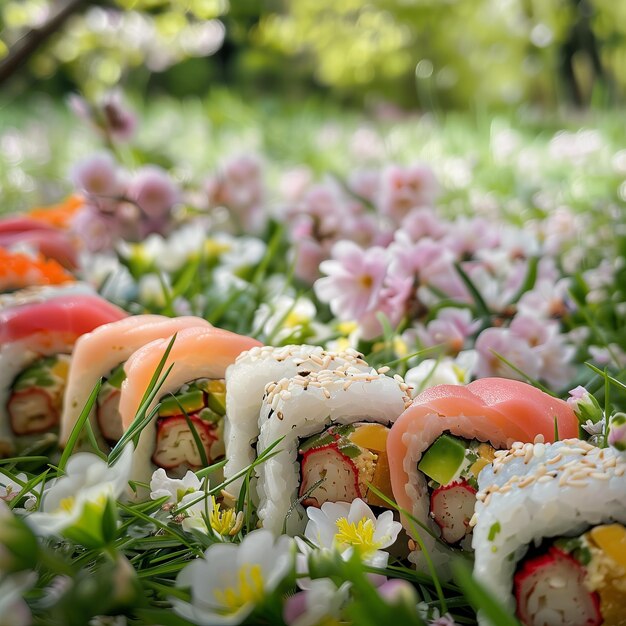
315 240 388 321
101 92 137 141
71 153 122 199
207 155 265 232
278 166 313 202
293 236 325 284
348 169 380 204
517 278 571 319
442 217 499 258
71 206 120 253
128 166 179 218
379 164 438 222
417 308 480 354
390 233 467 301
475 327 541 381
401 207 448 241
510 315 575 388
357 273 413 340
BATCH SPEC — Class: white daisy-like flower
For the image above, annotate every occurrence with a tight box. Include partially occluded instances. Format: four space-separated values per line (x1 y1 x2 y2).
405 350 477 396
179 490 214 535
303 499 402 568
284 578 350 626
26 444 133 543
0 472 27 503
178 490 242 538
253 295 317 343
149 468 201 504
172 529 293 625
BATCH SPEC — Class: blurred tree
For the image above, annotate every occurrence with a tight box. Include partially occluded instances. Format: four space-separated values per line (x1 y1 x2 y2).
0 0 624 108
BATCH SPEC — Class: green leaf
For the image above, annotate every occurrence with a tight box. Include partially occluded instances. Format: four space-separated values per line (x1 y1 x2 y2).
58 379 102 473
454 262 490 318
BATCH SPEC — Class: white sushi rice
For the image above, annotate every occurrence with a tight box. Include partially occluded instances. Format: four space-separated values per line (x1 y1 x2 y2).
223 345 370 497
0 282 94 311
472 439 626 625
255 367 411 535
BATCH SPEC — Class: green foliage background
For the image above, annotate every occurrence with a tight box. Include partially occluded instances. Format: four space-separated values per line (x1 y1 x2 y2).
1 0 625 109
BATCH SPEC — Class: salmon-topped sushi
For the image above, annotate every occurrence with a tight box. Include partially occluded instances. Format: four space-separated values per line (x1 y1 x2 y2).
60 315 212 452
118 326 261 495
387 378 578 575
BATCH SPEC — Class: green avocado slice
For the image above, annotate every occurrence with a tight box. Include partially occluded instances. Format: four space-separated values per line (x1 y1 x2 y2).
418 434 466 486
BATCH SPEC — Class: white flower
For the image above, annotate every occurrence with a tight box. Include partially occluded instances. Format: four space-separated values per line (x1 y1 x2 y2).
26 444 133 541
173 529 293 625
0 571 36 626
405 350 477 396
303 499 402 568
138 273 171 307
179 491 214 535
0 472 27 503
219 236 266 271
253 295 317 343
149 469 201 504
284 578 350 626
177 490 243 538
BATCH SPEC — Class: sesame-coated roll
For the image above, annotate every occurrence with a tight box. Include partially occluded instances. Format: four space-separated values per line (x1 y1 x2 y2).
255 367 411 535
473 439 626 626
223 345 370 496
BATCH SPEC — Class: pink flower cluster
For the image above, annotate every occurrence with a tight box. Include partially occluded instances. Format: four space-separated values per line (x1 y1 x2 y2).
205 155 265 234
306 163 577 387
71 153 180 252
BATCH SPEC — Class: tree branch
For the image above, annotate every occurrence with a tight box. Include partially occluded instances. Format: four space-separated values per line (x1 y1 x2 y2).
0 0 91 87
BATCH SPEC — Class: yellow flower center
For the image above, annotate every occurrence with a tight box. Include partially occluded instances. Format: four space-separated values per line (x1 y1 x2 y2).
359 274 373 289
213 564 264 613
58 496 76 513
334 517 382 557
284 310 308 328
337 321 358 336
205 239 232 258
452 364 466 382
209 497 237 536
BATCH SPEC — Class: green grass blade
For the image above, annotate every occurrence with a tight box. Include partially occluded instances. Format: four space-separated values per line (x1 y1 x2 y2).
57 379 102 473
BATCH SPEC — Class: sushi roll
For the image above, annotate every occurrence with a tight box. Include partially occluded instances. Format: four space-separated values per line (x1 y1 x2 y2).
118 326 261 493
0 293 127 456
473 439 626 626
255 367 412 535
386 378 578 575
223 344 370 496
59 314 212 452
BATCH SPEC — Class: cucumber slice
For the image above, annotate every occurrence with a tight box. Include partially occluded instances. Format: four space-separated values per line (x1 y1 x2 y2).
418 434 466 486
